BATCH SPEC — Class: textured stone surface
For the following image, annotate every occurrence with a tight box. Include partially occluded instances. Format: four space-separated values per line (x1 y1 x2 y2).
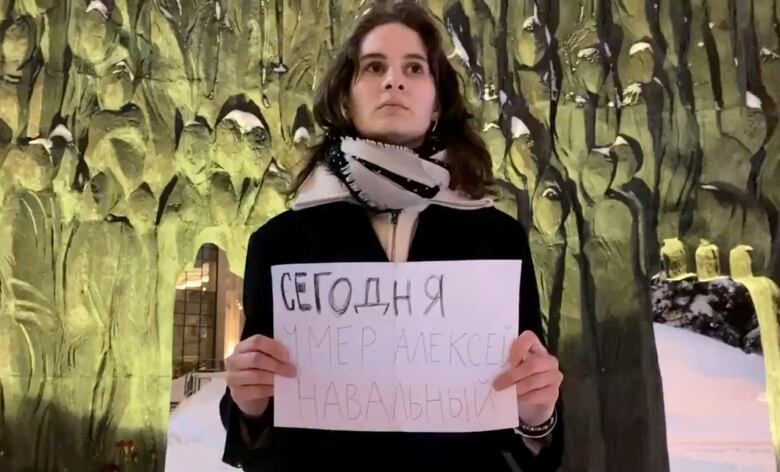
0 1 778 471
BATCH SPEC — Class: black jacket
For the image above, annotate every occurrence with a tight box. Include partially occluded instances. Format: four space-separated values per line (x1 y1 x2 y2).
220 202 564 471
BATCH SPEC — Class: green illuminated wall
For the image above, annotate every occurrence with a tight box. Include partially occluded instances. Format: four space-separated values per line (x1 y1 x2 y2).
0 1 778 471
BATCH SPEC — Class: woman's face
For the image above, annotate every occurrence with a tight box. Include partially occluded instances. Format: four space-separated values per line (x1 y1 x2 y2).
348 22 439 148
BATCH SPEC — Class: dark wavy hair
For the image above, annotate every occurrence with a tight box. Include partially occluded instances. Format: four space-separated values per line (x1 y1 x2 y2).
288 1 494 199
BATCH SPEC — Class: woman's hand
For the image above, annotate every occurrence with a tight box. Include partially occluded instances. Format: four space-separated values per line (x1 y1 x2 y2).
492 330 563 426
225 334 297 418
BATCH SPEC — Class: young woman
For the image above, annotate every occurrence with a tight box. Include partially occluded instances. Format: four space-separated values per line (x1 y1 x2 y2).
220 3 564 470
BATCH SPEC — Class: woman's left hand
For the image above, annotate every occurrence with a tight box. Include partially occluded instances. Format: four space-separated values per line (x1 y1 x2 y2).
492 330 563 426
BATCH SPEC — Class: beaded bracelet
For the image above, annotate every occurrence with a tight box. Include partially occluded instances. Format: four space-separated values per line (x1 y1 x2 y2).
514 410 558 439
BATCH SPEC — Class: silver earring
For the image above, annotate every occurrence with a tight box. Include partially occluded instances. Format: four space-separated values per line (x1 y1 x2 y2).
431 118 439 132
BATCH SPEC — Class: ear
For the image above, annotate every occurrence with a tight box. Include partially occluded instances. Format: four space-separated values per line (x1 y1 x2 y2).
340 100 350 121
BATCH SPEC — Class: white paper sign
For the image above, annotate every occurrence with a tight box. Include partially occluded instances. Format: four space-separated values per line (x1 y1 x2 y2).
271 260 521 432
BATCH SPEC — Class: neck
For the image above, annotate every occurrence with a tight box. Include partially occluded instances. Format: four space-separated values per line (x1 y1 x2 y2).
360 133 425 149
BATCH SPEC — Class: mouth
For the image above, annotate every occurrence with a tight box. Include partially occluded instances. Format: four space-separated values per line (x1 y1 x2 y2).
378 103 408 110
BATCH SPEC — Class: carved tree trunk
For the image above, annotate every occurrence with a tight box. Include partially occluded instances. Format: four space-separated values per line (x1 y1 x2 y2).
0 1 778 470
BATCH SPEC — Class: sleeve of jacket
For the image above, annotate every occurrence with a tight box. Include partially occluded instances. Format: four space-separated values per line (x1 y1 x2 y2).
496 217 565 471
220 226 280 469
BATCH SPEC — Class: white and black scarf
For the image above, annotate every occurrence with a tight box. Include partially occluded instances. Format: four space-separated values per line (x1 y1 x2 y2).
314 133 491 213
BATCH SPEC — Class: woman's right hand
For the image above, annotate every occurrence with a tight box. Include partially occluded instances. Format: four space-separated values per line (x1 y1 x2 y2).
225 334 297 418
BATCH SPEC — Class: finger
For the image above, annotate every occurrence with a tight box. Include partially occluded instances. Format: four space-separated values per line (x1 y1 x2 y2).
508 331 547 366
231 385 275 402
226 351 268 371
493 355 559 391
227 351 297 377
517 384 559 406
229 369 275 388
492 370 515 392
515 370 563 397
234 334 268 354
235 335 290 363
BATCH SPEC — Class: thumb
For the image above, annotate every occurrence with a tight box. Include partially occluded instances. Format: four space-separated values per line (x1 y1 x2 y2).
509 330 547 366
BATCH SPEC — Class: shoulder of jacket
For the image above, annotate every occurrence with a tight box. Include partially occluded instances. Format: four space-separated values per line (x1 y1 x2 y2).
248 209 298 246
456 207 531 251
248 202 357 244
447 206 526 231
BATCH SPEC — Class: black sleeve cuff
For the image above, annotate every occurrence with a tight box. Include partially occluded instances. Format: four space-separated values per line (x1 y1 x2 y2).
500 406 564 471
220 388 275 468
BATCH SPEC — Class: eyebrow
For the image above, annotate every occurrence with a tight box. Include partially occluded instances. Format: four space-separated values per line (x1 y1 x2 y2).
359 53 428 62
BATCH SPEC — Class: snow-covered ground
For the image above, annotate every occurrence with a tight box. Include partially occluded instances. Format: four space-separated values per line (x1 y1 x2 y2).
166 374 235 471
165 324 774 471
657 323 773 471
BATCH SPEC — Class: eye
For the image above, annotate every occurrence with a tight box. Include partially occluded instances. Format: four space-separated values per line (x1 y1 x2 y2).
363 61 384 73
541 184 561 200
407 62 426 74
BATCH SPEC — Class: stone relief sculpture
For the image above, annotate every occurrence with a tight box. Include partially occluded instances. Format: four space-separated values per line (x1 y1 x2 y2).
0 1 778 471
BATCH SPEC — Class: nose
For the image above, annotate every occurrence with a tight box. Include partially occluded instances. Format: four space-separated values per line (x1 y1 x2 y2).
381 68 405 91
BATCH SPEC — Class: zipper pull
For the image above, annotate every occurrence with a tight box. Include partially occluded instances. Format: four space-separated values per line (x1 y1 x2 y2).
389 210 401 262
